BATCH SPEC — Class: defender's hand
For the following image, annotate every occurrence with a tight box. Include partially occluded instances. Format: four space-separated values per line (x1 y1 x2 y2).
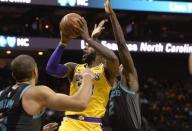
105 0 113 15
43 122 58 131
91 19 108 38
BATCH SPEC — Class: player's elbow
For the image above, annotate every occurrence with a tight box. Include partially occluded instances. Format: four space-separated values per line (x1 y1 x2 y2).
76 100 88 111
46 69 57 77
46 66 62 78
46 65 54 75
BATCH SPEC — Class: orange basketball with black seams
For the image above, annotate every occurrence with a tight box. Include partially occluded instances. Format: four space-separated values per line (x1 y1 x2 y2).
60 13 81 38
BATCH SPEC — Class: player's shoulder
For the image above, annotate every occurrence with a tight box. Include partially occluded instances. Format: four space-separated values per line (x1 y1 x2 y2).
27 85 49 94
26 85 54 99
35 85 51 91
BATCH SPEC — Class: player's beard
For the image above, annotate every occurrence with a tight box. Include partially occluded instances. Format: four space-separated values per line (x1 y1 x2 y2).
82 52 96 64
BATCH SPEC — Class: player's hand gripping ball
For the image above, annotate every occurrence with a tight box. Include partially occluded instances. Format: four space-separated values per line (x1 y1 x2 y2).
60 13 82 38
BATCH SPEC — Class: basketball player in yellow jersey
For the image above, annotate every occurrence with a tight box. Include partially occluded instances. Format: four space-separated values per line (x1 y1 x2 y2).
46 18 119 130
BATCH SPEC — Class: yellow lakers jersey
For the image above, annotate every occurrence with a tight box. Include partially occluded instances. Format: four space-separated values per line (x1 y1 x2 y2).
65 63 111 118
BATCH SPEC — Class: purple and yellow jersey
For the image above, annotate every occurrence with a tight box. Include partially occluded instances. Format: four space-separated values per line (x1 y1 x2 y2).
65 63 112 118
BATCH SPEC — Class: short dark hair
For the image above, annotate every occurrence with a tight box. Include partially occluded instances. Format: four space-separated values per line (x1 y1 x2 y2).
11 55 37 82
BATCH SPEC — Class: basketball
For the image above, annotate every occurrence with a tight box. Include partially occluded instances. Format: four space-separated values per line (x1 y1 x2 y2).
60 13 82 38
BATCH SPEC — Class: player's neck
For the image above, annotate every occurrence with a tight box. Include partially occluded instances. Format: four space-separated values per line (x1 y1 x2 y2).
16 78 35 87
87 55 104 68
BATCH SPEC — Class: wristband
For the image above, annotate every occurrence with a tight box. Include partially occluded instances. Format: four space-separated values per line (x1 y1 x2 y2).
59 41 67 47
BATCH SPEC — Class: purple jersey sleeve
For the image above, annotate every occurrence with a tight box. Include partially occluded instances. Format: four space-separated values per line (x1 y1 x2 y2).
46 45 67 78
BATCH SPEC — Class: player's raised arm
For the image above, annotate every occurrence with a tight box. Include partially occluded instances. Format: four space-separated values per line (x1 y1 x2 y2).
105 0 139 92
74 17 119 85
91 19 108 39
25 68 94 112
46 14 79 81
